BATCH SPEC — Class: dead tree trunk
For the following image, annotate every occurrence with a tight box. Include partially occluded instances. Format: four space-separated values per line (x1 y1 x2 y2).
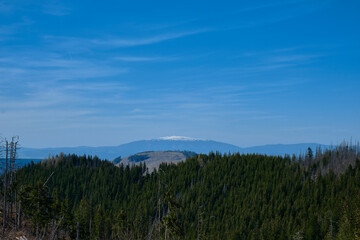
17 200 22 229
15 190 18 230
2 141 8 235
9 140 14 221
158 174 161 238
1 137 19 236
76 220 80 240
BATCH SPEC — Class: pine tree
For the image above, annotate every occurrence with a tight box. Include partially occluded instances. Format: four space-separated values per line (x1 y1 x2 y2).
162 190 184 239
19 181 54 239
75 198 91 240
337 201 353 240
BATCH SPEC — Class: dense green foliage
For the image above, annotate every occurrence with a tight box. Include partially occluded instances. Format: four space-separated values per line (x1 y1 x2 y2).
128 154 150 162
13 147 360 239
176 150 197 158
118 150 197 164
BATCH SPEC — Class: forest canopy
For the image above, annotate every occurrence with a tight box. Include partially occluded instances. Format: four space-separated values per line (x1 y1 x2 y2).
1 143 360 239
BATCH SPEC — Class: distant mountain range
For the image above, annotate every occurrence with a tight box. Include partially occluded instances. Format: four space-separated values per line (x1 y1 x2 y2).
17 136 328 162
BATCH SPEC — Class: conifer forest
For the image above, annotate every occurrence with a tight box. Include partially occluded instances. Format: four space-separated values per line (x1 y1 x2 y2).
1 139 360 239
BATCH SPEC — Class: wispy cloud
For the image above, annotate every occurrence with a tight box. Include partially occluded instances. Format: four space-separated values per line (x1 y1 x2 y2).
0 89 74 110
120 19 200 32
265 54 323 64
232 48 324 73
113 56 176 62
43 29 210 51
92 29 209 47
131 108 142 113
0 80 130 117
0 53 127 83
62 82 130 92
0 64 126 83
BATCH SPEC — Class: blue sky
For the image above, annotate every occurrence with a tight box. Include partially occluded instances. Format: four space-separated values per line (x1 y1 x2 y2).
0 0 359 148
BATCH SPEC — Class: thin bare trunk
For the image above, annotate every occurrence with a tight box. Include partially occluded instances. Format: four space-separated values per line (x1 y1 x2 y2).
158 175 161 238
2 141 8 235
18 200 22 229
15 191 18 230
9 140 14 220
50 216 64 240
36 183 40 240
76 220 80 240
36 222 39 240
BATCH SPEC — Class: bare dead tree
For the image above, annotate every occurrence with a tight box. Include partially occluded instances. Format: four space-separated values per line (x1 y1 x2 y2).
50 215 64 240
2 140 9 235
1 137 19 236
76 220 79 240
9 137 19 227
158 173 161 238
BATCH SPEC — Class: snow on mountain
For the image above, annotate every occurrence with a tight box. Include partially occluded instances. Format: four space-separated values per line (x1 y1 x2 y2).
17 138 328 163
157 136 203 141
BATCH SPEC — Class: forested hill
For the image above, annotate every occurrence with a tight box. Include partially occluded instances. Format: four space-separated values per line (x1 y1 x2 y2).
18 138 327 161
10 144 360 239
114 150 197 172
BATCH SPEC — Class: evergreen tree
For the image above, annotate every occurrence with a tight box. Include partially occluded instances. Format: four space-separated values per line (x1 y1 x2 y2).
19 181 54 239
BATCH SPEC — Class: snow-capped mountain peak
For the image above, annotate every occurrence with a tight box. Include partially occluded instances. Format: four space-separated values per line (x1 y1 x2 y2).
157 136 202 141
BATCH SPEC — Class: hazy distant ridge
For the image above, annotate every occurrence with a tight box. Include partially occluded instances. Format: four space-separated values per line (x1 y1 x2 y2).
18 137 327 161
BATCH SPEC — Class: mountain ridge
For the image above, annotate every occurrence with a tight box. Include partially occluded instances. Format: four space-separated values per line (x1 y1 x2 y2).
17 137 327 161
115 150 197 172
